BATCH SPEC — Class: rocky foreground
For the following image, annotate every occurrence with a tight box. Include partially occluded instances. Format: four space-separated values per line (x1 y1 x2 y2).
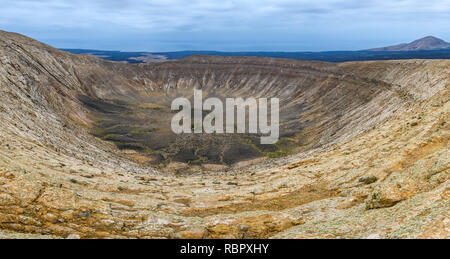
0 30 448 239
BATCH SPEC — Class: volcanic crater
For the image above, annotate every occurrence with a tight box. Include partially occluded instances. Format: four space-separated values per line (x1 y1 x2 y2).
0 30 448 239
76 52 398 172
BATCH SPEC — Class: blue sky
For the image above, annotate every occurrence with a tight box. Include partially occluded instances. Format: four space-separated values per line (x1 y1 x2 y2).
0 0 449 51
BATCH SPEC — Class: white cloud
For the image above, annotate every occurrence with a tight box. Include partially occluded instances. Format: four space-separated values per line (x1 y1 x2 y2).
0 0 448 51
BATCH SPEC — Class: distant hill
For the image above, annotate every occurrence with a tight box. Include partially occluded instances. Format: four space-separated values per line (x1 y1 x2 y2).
63 48 450 64
369 36 450 51
62 37 450 63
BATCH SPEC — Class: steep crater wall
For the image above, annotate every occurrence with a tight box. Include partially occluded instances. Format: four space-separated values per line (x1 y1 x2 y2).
75 56 409 171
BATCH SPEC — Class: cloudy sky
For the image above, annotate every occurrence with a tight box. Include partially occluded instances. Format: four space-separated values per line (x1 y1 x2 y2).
0 0 449 51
